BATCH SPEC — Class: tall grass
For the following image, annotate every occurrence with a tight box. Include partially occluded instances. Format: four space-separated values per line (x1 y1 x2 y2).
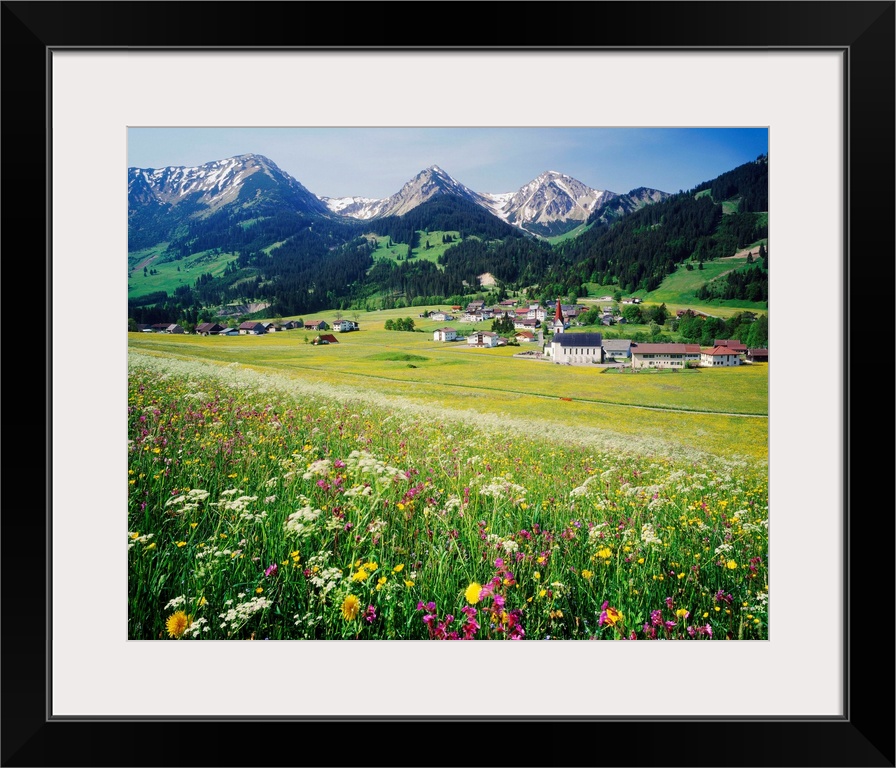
129 352 768 641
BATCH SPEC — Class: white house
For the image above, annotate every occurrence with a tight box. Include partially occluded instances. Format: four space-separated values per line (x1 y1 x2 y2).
467 331 499 348
700 346 742 367
550 332 603 364
602 339 632 359
631 343 701 369
333 320 359 332
433 327 458 342
430 312 454 322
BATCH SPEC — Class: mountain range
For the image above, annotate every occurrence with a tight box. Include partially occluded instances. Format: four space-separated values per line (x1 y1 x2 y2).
127 151 768 323
128 154 671 245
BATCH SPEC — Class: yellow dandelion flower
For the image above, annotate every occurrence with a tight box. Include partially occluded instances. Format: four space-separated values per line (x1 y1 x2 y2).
341 594 361 621
352 569 369 582
534 571 540 580
392 564 405 573
597 547 612 559
464 582 482 604
256 587 264 594
165 611 192 639
603 606 623 626
539 589 547 598
176 541 187 548
726 560 738 570
581 569 593 580
404 580 415 588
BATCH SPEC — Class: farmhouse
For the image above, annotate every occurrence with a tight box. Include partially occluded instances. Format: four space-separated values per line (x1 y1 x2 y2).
514 318 541 332
333 320 359 332
713 339 747 354
433 327 458 342
430 312 454 322
304 320 329 331
551 332 603 365
467 331 499 348
630 343 701 369
746 348 769 363
238 321 266 335
196 322 225 336
514 331 535 343
701 346 742 367
217 327 239 336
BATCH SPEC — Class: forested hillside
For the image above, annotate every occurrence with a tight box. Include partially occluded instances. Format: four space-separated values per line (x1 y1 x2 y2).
543 156 768 296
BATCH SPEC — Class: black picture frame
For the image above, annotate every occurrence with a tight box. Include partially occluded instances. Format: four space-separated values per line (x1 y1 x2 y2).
4 2 893 766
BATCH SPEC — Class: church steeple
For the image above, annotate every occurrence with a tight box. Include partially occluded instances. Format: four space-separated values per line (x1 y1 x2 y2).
553 298 566 334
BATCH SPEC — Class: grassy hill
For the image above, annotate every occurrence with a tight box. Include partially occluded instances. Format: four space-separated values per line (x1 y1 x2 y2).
366 231 463 271
128 247 239 301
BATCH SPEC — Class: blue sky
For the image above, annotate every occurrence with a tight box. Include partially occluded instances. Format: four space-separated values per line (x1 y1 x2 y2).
127 127 768 200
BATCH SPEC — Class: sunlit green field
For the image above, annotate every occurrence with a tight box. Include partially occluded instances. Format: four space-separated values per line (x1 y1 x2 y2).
129 315 768 462
367 231 461 270
645 253 768 313
128 247 239 301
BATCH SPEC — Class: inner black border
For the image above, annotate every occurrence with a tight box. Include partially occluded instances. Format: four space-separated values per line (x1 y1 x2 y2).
3 2 893 766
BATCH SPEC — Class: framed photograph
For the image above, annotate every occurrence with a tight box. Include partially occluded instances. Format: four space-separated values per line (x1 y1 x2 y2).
5 1 893 765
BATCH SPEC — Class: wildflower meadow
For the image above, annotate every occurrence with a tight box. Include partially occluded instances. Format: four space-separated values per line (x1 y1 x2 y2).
129 351 769 640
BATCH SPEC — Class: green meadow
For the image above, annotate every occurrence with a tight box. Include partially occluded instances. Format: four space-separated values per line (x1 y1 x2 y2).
367 231 461 270
128 308 768 462
128 247 239 301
